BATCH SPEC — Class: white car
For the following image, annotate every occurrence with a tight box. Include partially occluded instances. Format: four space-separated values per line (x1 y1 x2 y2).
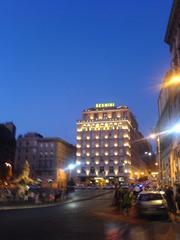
137 191 168 217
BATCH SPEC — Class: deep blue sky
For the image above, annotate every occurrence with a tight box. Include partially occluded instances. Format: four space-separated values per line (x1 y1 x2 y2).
0 0 173 144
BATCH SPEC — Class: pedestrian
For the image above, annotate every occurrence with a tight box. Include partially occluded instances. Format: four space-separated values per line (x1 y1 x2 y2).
175 187 180 212
112 185 120 206
133 185 140 199
54 189 61 202
165 186 177 221
65 187 69 199
121 187 133 216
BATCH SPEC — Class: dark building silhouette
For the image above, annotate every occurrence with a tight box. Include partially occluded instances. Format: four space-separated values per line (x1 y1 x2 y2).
0 122 16 178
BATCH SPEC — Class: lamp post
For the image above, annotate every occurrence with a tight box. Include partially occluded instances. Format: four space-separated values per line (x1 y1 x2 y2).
149 123 180 186
149 134 161 185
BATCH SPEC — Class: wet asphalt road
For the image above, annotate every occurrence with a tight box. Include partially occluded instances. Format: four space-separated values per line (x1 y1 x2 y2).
0 190 180 240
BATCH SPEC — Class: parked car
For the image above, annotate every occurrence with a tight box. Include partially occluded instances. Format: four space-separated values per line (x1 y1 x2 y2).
136 191 168 217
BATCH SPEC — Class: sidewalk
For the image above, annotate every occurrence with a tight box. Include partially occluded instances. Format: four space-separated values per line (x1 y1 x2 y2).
94 204 180 225
0 190 113 211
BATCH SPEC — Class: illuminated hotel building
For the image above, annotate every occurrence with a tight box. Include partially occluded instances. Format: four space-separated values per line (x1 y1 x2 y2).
76 103 150 182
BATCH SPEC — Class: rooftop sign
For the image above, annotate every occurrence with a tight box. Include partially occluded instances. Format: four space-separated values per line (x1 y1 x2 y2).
95 103 115 108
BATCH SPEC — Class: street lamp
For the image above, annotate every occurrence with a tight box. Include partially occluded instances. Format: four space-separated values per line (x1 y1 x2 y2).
162 74 180 88
149 122 180 185
170 123 180 134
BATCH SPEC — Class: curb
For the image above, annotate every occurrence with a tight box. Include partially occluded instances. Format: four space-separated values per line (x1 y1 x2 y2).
0 190 113 211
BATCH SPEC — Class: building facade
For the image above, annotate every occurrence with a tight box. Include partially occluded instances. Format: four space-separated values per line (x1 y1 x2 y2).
15 133 76 184
157 0 180 185
0 122 16 179
76 103 151 184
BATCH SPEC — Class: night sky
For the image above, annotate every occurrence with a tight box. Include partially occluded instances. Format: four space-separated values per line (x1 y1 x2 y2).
0 0 173 144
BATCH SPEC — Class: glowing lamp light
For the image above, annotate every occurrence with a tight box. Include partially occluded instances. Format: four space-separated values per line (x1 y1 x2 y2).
149 133 156 139
163 75 180 88
171 123 180 133
68 164 76 170
5 162 12 167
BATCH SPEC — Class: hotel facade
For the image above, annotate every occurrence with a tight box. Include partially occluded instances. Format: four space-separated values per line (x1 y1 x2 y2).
76 103 151 183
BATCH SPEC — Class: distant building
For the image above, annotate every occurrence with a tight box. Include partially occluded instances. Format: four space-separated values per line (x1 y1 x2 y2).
76 103 152 184
157 0 180 185
0 122 16 177
15 133 76 184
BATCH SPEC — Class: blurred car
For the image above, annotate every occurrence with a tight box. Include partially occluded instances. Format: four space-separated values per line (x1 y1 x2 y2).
103 185 115 190
137 191 168 217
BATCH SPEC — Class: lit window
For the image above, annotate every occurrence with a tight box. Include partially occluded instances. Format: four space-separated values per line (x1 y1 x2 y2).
86 136 90 140
114 135 118 139
76 152 81 157
95 136 99 139
86 161 90 165
86 144 90 148
114 152 118 156
86 153 90 157
126 151 131 156
95 144 99 148
115 170 118 175
105 161 109 165
77 169 81 174
105 135 108 139
95 152 99 156
95 161 99 165
124 142 130 147
77 136 81 140
114 143 118 147
77 144 81 148
86 170 90 176
105 143 109 147
105 152 109 156
114 161 118 164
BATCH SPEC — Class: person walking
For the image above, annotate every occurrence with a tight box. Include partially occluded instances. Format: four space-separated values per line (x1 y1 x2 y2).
165 186 177 221
175 187 180 213
112 184 120 206
121 187 133 216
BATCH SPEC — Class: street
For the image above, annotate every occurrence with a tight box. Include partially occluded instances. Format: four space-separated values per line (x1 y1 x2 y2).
0 190 180 240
